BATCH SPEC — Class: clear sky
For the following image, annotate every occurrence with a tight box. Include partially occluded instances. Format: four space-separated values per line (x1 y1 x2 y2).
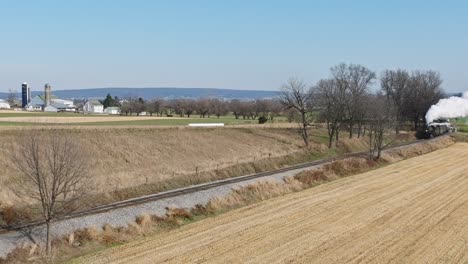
0 0 467 92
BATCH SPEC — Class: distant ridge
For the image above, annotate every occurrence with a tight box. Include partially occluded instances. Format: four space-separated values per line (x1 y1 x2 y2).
0 87 279 100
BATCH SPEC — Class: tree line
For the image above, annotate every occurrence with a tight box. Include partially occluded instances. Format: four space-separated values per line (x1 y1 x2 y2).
280 63 444 159
100 93 284 121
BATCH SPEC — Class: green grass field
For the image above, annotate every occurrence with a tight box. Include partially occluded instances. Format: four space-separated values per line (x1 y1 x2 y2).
454 117 468 133
76 117 259 126
0 111 288 126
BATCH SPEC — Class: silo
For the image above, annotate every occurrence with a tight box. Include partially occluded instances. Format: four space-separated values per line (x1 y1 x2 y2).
44 83 51 106
21 82 30 108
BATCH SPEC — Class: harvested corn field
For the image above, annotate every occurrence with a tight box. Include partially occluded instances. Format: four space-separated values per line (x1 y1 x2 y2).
78 143 468 264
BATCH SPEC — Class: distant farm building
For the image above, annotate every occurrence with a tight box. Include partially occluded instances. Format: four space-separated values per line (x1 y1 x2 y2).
84 100 104 114
22 83 75 112
0 99 11 109
104 106 120 115
26 95 75 112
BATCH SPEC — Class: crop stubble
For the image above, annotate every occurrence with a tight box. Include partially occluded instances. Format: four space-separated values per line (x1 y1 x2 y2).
79 143 468 264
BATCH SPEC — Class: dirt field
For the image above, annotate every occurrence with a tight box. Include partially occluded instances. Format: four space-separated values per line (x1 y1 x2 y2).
77 143 468 264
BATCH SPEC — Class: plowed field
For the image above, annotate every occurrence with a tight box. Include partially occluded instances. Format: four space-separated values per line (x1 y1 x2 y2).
78 143 468 264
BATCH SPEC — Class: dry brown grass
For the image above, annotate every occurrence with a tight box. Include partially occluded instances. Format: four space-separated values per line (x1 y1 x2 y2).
208 179 304 211
207 154 383 212
0 247 36 264
0 206 33 227
451 132 468 142
209 157 378 212
0 127 304 206
1 126 375 222
382 136 455 162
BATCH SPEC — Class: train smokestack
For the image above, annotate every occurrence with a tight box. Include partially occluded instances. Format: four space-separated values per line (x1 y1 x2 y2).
44 83 51 106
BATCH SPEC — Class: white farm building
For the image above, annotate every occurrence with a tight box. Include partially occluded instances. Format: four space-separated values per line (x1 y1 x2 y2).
104 106 120 115
0 99 11 109
26 95 75 112
84 100 104 114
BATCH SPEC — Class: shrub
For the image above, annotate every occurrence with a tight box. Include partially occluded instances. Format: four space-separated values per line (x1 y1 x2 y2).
0 206 17 226
74 227 100 243
294 169 331 186
258 116 268 124
165 207 192 220
190 204 214 216
135 214 152 229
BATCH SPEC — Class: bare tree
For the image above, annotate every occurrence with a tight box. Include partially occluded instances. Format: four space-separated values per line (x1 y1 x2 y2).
156 98 167 116
171 99 185 117
7 89 18 106
146 98 162 116
403 71 443 130
196 99 210 118
367 94 396 160
279 78 315 146
229 99 242 119
316 78 348 148
380 69 411 134
182 99 196 117
134 98 146 116
209 99 229 118
268 100 283 121
10 132 91 255
346 64 375 138
120 96 138 116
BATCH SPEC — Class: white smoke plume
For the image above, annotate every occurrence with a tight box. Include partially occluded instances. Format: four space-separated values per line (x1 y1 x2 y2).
425 91 468 123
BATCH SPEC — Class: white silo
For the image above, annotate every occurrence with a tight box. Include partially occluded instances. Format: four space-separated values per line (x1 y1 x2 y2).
44 83 51 106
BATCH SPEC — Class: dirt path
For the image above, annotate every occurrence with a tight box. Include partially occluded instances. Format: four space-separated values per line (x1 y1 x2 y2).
76 144 468 264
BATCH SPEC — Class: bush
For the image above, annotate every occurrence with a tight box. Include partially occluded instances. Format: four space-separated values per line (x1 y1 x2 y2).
0 206 32 226
0 206 17 226
258 116 268 124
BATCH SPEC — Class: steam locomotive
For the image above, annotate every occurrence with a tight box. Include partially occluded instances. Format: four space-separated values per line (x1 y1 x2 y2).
417 119 456 139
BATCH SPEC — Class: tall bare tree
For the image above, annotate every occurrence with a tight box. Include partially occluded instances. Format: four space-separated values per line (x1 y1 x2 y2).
367 93 396 160
316 78 348 148
279 78 315 146
10 132 91 255
380 69 411 134
403 71 443 130
346 64 375 138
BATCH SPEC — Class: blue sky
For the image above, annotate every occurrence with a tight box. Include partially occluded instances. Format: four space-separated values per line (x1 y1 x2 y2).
0 0 467 92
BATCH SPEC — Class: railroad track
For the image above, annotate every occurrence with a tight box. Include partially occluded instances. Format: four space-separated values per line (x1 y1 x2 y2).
0 136 446 234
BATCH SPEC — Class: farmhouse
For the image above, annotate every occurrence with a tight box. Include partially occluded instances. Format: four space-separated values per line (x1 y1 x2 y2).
84 100 104 114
